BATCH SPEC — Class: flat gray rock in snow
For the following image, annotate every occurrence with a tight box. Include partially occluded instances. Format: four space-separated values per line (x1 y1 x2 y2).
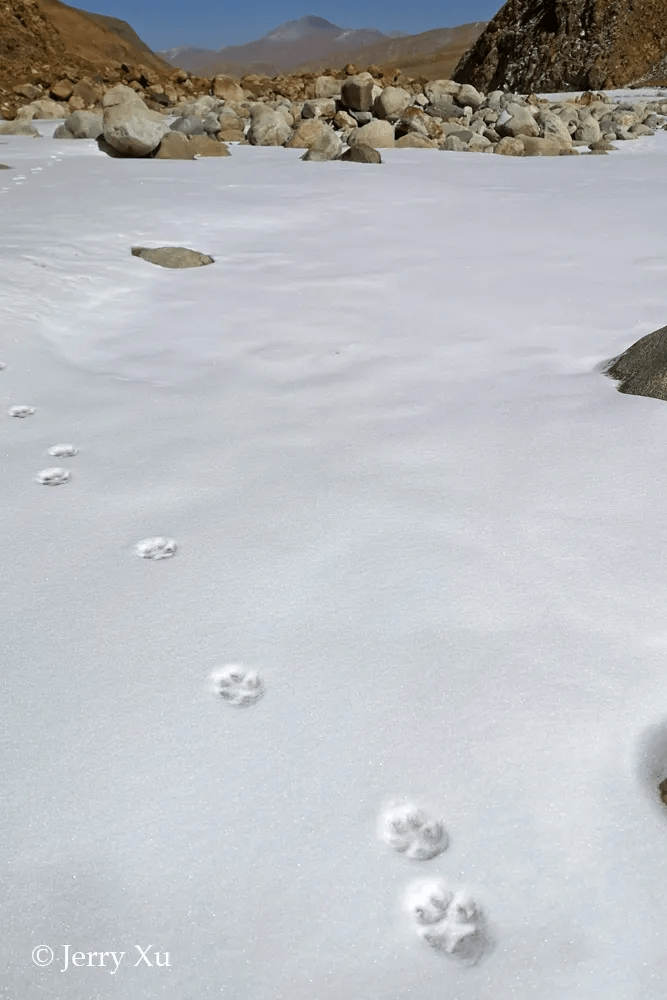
603 325 667 400
131 246 214 268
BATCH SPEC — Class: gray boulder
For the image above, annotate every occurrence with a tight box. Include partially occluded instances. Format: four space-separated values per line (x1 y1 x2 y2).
300 127 343 161
603 325 667 401
301 98 336 119
56 111 103 139
154 131 195 159
246 107 291 146
442 135 468 151
520 136 563 156
103 106 169 156
315 75 341 99
573 116 601 143
497 103 539 138
493 136 524 156
170 116 205 136
340 144 382 163
131 246 214 268
373 86 412 119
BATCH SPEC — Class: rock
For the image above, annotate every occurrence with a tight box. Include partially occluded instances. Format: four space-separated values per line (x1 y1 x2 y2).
61 111 103 139
50 79 74 101
348 110 373 125
154 130 195 159
188 134 230 156
442 135 468 151
16 99 64 120
424 79 459 104
71 79 102 107
603 325 667 401
589 139 616 151
102 84 144 110
373 86 412 119
170 115 205 136
340 73 374 112
451 0 667 93
301 98 336 119
334 109 357 129
347 119 395 148
211 75 244 101
286 118 329 148
131 246 214 268
14 83 42 100
300 127 343 161
395 133 438 148
217 129 245 143
537 110 572 149
103 106 169 156
315 75 341 99
467 133 493 152
588 148 608 154
426 100 465 121
0 164 12 169
573 116 601 143
520 135 563 156
497 103 539 138
493 136 525 155
52 124 74 138
246 107 292 146
455 83 484 110
0 121 40 136
340 144 383 163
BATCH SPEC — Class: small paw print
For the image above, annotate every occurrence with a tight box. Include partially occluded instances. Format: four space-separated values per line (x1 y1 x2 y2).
8 405 35 418
36 467 70 486
210 664 265 707
379 803 449 860
134 537 177 560
48 443 78 457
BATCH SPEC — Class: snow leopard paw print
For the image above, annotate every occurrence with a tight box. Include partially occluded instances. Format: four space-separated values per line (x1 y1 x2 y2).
404 877 486 966
379 802 449 861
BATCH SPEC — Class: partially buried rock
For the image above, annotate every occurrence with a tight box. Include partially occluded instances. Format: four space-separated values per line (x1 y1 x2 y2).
300 127 343 161
603 324 667 401
154 130 195 159
0 121 40 137
340 143 383 163
188 134 230 157
0 164 11 170
131 246 214 268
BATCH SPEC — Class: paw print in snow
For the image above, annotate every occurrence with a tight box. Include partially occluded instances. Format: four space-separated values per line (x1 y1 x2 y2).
48 443 78 458
403 877 453 925
379 803 449 860
404 880 485 965
8 405 35 418
134 537 177 560
36 467 70 486
210 664 265 707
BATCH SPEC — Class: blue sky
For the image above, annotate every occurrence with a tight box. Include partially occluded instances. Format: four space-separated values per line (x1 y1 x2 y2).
72 0 501 51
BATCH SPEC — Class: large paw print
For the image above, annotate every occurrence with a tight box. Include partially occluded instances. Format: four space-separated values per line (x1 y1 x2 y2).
8 404 36 418
36 467 70 486
404 878 484 964
210 664 265 707
379 803 449 860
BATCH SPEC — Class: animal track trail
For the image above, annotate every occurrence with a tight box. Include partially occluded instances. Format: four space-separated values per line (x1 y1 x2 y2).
134 537 177 560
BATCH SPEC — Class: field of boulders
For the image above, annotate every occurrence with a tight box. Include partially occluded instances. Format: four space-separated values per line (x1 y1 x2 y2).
2 65 667 160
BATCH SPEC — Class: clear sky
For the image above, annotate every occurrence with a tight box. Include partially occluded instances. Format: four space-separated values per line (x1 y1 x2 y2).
70 0 502 51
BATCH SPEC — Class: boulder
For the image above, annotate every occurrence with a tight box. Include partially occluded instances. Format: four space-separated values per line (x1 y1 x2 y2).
520 136 563 156
315 76 341 99
246 107 292 146
170 115 206 136
61 111 103 139
131 246 214 268
340 144 383 163
493 136 525 156
0 121 40 136
373 86 412 119
16 99 64 120
442 135 468 151
154 131 195 159
103 106 170 156
301 98 336 119
497 103 539 138
347 119 395 148
603 325 667 401
286 118 329 148
300 127 343 161
395 133 438 148
340 73 374 112
188 134 230 156
573 116 602 143
50 79 74 101
537 110 573 149
211 75 244 101
102 84 145 110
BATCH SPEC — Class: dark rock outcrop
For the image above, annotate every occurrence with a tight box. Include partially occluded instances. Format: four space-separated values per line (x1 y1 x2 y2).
453 0 667 93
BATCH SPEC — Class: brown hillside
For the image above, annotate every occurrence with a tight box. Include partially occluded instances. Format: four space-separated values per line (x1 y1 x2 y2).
295 23 487 79
453 0 667 93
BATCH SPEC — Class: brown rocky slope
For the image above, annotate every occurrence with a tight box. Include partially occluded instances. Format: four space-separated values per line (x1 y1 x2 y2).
453 0 667 93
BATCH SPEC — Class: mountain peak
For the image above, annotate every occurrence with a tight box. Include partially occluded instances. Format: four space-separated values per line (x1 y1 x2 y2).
263 16 345 43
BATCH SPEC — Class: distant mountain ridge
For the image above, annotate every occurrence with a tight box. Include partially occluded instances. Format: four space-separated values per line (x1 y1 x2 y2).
158 15 486 79
158 15 411 76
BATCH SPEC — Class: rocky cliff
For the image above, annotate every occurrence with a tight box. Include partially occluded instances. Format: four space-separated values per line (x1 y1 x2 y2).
453 0 667 93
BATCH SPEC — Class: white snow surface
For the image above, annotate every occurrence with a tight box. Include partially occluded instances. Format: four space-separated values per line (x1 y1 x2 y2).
2 100 667 998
